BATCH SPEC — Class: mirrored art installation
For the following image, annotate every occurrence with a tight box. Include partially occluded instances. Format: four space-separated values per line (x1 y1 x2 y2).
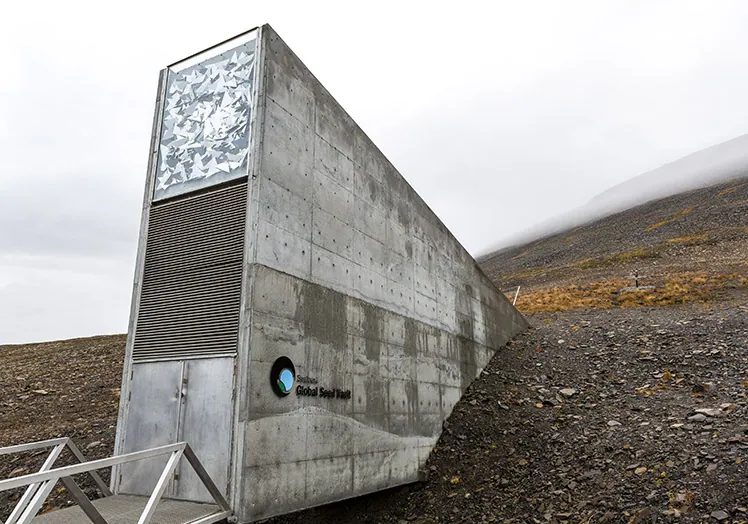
154 36 257 200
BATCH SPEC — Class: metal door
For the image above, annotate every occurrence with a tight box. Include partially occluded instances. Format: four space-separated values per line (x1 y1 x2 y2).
119 358 234 502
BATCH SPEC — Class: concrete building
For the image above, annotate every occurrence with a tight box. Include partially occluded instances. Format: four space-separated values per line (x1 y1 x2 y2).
114 24 528 522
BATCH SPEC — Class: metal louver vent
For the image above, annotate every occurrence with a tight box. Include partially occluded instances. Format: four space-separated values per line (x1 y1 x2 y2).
133 182 247 362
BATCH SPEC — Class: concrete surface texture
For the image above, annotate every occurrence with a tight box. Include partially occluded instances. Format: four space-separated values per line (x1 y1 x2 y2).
231 25 528 521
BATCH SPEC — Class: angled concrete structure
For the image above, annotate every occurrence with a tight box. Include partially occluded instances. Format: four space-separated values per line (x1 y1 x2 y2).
114 24 528 522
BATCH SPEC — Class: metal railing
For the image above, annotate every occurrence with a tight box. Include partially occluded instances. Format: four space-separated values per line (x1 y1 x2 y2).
0 439 231 524
0 438 111 524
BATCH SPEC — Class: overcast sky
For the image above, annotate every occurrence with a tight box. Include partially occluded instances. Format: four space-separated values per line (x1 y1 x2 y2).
2 0 748 344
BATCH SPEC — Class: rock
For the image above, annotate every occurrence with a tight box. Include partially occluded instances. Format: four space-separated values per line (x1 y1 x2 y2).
634 466 647 475
694 408 723 418
629 507 653 523
559 388 577 397
607 420 622 427
692 383 709 395
688 414 707 422
710 510 729 520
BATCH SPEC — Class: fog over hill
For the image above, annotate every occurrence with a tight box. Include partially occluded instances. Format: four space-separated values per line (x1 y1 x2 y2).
481 133 748 258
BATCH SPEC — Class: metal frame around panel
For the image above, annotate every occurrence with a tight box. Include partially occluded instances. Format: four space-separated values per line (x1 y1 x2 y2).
112 68 169 494
167 27 260 71
230 23 267 512
0 440 231 524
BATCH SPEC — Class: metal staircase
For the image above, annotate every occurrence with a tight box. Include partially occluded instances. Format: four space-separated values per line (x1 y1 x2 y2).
0 438 231 524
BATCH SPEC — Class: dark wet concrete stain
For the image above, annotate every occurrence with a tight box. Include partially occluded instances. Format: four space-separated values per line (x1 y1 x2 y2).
299 280 347 349
404 318 418 357
396 199 411 229
362 303 383 362
405 380 419 431
365 379 386 417
458 336 477 391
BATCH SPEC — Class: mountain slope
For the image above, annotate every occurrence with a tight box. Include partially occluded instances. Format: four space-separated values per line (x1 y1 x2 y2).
488 134 748 254
480 176 748 311
589 133 748 215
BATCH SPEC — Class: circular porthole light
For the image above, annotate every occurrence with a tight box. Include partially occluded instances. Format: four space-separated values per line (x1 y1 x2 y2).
270 357 295 397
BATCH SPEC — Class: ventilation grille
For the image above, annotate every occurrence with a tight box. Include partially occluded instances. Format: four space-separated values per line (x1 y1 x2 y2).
133 182 248 362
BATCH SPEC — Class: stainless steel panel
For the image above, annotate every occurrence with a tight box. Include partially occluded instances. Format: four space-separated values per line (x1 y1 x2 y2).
119 362 181 496
174 358 234 502
114 68 167 492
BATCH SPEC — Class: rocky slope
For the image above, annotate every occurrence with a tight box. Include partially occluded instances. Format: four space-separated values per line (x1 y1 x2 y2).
480 176 748 299
0 335 124 518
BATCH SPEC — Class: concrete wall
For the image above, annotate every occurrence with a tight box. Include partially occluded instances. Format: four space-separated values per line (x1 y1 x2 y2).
233 25 528 522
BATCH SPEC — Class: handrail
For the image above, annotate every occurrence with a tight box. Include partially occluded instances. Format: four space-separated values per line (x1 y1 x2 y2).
0 443 184 492
0 437 112 524
0 438 70 456
0 440 231 524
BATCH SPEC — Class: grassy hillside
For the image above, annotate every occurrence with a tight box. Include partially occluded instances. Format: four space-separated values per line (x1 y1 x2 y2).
480 177 748 313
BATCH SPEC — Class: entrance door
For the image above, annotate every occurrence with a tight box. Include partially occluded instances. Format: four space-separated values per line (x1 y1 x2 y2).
118 357 234 502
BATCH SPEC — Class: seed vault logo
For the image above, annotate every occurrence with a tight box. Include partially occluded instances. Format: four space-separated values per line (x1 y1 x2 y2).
270 356 295 397
269 356 351 400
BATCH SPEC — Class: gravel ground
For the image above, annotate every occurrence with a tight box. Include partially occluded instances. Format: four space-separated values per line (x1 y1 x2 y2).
0 335 124 518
